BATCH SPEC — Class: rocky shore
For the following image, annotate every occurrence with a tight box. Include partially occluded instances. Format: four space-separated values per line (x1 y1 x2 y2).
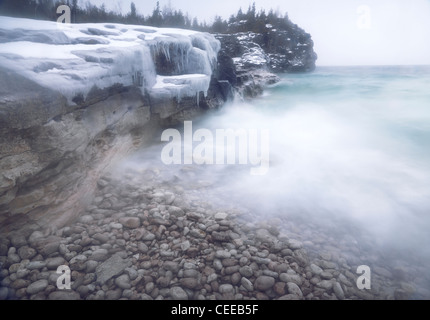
1 159 429 300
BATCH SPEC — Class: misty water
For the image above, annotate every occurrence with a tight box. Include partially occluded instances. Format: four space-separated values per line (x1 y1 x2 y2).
118 65 430 284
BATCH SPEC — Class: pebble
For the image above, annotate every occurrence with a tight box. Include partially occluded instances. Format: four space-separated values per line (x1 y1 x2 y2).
0 287 9 299
286 282 303 298
241 277 254 291
1 169 428 301
49 291 81 300
115 274 131 289
254 276 275 291
310 263 323 275
18 246 37 260
119 217 141 229
219 284 234 294
279 273 303 286
333 281 345 300
317 280 333 291
46 257 66 269
170 287 188 300
90 248 109 261
27 279 48 295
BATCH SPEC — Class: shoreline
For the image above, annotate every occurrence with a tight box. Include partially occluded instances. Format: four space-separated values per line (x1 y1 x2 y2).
1 154 429 300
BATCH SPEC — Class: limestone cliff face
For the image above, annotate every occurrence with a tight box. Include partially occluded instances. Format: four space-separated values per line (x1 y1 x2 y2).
0 67 153 234
0 17 226 234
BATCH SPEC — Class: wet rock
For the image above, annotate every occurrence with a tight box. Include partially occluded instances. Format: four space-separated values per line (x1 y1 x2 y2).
333 281 345 300
119 217 141 229
170 287 188 300
115 274 131 289
106 288 123 300
0 287 9 300
46 257 66 269
27 279 48 295
239 266 253 278
279 273 303 286
215 250 231 259
49 291 80 300
17 246 36 260
27 261 46 270
96 254 131 285
286 282 303 298
33 236 62 257
180 277 199 289
219 283 234 294
90 248 109 261
310 264 323 275
254 276 275 291
316 280 333 291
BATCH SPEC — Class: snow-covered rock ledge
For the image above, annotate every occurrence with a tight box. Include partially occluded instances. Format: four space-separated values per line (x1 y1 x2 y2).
0 16 220 111
0 17 227 234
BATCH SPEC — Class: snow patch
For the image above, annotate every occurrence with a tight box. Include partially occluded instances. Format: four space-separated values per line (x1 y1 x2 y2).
0 16 220 105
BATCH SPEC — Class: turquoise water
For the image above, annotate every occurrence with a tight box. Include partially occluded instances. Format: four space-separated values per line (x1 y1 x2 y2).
132 65 430 261
197 65 430 254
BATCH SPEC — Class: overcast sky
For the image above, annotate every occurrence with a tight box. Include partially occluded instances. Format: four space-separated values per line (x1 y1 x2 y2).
84 0 430 66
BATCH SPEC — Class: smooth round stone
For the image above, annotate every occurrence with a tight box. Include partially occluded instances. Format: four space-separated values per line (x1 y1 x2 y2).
16 268 30 279
286 282 303 298
320 271 333 280
144 281 154 293
180 240 191 251
9 234 27 248
0 287 9 299
115 274 131 289
310 263 323 275
288 239 303 250
90 248 109 261
333 281 345 300
28 231 44 245
106 289 123 300
9 263 24 274
110 222 123 229
48 291 80 300
279 273 303 286
18 246 37 260
241 277 254 291
85 260 99 273
7 253 21 264
180 278 199 289
79 215 94 224
213 259 223 271
214 212 228 220
138 242 149 253
46 257 66 269
231 272 242 285
10 279 30 289
254 276 275 291
317 280 333 291
183 269 200 278
124 268 138 281
207 273 217 283
170 287 188 300
27 279 48 295
215 250 231 259
219 284 234 294
119 217 141 229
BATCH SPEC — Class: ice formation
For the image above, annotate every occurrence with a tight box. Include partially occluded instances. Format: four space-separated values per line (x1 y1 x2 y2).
0 16 220 104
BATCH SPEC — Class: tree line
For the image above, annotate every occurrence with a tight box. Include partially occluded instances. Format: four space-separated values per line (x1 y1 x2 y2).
0 0 297 34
